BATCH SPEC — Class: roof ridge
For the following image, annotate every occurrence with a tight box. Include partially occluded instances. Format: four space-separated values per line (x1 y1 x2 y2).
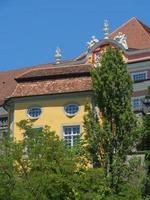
135 18 150 41
10 84 19 98
15 68 37 79
16 63 93 80
135 18 150 36
18 63 92 75
109 17 137 36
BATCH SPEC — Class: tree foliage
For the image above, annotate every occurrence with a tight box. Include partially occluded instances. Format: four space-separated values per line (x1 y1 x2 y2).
138 88 150 200
0 120 111 200
84 47 141 192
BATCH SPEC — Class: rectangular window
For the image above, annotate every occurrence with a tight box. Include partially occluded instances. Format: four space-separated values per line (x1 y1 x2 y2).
0 117 8 140
63 125 80 147
0 117 8 129
23 126 43 158
24 127 43 140
131 71 147 82
132 96 145 110
33 127 43 132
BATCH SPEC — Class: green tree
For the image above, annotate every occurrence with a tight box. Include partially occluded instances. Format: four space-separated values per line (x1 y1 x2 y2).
0 134 16 200
0 120 111 200
83 104 102 168
138 88 150 200
84 47 139 192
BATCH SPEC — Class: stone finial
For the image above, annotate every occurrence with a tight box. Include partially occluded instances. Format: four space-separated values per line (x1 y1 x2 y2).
103 19 109 39
87 35 99 50
54 47 62 64
114 32 128 49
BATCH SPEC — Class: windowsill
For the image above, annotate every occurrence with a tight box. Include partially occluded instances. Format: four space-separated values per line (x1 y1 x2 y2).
133 79 148 83
0 127 8 130
132 107 143 112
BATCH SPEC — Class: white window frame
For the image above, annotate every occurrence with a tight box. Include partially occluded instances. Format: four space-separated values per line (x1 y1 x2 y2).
131 71 147 82
27 106 42 119
64 104 79 117
63 125 80 147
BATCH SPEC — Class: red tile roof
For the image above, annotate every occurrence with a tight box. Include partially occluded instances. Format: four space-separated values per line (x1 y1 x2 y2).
0 63 56 105
0 62 92 105
0 68 28 105
0 61 85 106
109 17 150 49
11 76 92 98
16 64 92 81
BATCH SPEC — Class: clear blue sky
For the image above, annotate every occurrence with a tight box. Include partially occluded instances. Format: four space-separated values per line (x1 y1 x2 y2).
0 0 150 71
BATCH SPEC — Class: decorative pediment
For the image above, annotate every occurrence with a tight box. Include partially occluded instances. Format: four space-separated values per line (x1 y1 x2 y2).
86 39 128 64
114 32 128 49
87 36 99 50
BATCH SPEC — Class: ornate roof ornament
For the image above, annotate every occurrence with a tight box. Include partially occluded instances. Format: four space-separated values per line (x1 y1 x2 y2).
87 36 99 50
54 47 62 64
114 32 128 49
103 19 109 39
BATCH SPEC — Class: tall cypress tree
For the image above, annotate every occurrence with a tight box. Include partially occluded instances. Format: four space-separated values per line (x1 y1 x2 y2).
84 46 138 189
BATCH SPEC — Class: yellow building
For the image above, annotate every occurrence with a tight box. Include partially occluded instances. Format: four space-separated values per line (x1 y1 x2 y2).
12 91 92 144
6 64 93 146
1 17 150 146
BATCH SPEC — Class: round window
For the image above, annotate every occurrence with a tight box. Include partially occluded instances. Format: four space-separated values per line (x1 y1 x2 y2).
27 106 42 119
64 104 79 117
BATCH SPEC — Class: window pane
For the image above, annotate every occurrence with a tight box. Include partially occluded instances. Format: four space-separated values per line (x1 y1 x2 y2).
64 136 72 147
132 72 147 82
132 97 145 110
64 104 79 116
27 107 42 119
64 127 72 135
0 117 8 128
73 135 80 146
133 99 140 109
73 127 80 134
63 125 80 147
33 127 43 132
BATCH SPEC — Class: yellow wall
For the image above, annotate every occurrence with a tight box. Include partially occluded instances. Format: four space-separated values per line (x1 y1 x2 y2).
13 93 91 141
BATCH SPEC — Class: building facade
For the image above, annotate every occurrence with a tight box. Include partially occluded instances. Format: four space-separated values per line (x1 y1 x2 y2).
1 17 150 147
